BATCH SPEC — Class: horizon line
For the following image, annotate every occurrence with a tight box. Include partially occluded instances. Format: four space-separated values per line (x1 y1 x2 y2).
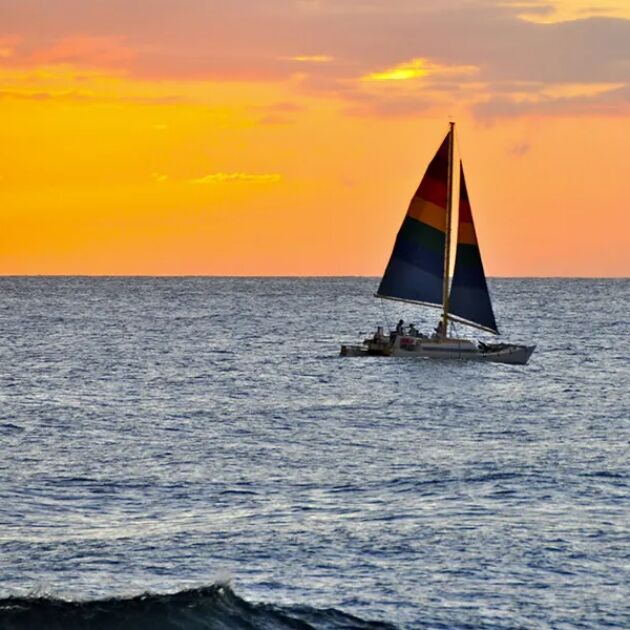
0 274 627 280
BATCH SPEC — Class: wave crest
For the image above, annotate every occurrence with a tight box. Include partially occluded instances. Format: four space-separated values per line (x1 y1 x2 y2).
0 583 395 629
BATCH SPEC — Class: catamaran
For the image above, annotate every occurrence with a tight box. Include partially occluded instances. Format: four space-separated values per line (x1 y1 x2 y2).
340 122 535 365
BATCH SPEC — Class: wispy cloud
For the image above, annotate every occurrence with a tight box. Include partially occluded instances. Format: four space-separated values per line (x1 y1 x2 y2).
364 58 430 81
0 35 21 59
363 58 479 82
253 101 306 114
508 142 532 156
501 0 630 23
28 36 134 68
0 88 91 101
473 82 630 118
289 55 334 63
189 172 282 184
252 101 306 125
540 82 625 99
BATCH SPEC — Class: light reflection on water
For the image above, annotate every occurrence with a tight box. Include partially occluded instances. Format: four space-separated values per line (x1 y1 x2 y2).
0 277 628 627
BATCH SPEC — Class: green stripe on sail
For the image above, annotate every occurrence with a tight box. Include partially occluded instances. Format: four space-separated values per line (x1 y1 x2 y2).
399 216 445 254
453 242 482 267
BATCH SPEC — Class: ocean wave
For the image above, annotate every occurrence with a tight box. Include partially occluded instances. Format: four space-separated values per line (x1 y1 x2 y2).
0 584 396 630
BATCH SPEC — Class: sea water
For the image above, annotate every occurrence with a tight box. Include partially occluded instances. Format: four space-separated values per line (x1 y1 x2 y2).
0 277 628 629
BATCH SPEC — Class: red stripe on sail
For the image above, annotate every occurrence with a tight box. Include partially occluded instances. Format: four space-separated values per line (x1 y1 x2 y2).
413 176 448 209
459 198 473 223
459 164 473 222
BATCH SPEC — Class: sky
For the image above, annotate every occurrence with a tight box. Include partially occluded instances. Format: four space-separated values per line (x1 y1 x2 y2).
0 0 628 276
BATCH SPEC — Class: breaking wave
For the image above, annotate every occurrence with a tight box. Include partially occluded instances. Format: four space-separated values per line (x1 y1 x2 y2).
0 583 396 629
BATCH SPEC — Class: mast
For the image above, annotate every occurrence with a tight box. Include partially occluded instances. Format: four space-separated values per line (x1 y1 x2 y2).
441 121 455 337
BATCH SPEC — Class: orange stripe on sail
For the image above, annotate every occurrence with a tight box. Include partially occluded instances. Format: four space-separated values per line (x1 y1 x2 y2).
407 197 446 232
457 222 477 245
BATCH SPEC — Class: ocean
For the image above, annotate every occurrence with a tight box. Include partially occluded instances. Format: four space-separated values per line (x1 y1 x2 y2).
0 277 628 629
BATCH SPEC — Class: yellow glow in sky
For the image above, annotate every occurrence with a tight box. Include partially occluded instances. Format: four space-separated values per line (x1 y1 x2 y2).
506 0 630 23
364 59 479 82
366 59 431 81
290 55 334 63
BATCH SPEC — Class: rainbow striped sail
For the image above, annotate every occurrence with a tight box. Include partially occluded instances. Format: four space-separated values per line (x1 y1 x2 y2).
376 133 450 307
376 127 499 336
448 164 498 334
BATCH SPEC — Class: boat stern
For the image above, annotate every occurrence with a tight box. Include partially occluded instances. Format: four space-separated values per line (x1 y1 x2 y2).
479 343 536 365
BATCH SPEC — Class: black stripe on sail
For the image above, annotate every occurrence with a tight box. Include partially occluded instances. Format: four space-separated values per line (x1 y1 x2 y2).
377 254 444 306
377 220 445 305
449 274 498 334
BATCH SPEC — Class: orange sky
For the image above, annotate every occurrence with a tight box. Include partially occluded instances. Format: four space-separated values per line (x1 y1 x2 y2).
0 0 628 276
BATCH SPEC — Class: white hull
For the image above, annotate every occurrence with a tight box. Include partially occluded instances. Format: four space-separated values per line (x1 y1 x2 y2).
340 335 535 365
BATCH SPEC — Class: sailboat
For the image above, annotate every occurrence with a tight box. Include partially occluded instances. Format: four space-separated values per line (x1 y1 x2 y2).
340 122 535 365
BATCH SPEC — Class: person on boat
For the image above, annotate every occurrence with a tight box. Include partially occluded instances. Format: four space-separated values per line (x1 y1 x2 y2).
408 323 418 337
433 320 445 339
373 326 385 342
395 319 404 334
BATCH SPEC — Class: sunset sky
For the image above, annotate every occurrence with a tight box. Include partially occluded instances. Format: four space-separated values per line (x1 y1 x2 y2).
0 0 628 276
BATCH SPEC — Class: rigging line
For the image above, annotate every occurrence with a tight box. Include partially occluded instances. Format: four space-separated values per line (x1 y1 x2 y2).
442 121 455 336
379 297 391 334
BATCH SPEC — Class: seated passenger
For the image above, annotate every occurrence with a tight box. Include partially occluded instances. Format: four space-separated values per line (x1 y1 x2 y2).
433 320 445 339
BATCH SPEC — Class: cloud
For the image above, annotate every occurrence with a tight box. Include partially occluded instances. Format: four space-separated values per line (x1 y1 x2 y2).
341 94 438 118
473 82 630 118
0 35 21 58
254 101 306 113
508 142 531 156
0 0 628 117
0 89 50 100
288 55 333 63
364 58 430 82
29 36 134 68
257 115 297 125
362 58 479 82
251 100 306 124
502 0 630 23
0 87 91 101
189 172 282 184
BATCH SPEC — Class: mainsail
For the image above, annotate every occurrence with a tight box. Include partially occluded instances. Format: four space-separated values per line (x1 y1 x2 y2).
448 163 498 334
376 132 450 307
